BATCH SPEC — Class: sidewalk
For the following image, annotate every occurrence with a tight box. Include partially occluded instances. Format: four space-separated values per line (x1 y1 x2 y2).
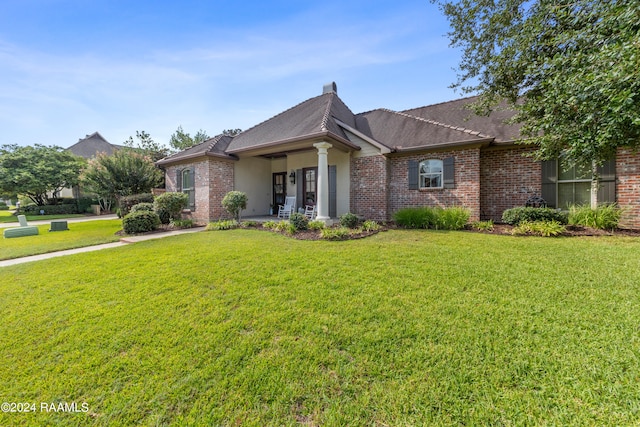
0 226 204 268
0 214 119 228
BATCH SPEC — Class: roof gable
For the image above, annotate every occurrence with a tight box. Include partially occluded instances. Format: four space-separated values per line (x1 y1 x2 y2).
67 132 120 158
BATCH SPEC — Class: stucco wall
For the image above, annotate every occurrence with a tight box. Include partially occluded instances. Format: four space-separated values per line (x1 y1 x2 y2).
234 157 272 216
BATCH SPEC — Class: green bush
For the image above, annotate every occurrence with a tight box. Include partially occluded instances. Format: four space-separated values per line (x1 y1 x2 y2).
120 193 154 217
289 212 309 231
170 219 194 228
339 212 359 229
262 221 278 230
320 227 351 240
471 220 494 231
21 204 78 215
240 220 258 228
221 191 248 221
393 207 437 229
130 203 154 213
362 220 380 232
511 220 566 237
206 220 239 231
154 192 188 224
568 204 623 231
122 210 160 234
308 220 325 231
0 202 8 210
434 206 470 230
502 207 568 225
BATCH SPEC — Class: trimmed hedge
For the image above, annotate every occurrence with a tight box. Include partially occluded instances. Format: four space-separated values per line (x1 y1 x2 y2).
130 203 155 213
501 207 568 225
154 192 188 224
21 204 78 215
120 193 154 217
122 210 160 234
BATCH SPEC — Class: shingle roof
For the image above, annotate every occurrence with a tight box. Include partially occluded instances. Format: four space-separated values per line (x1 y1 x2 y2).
226 92 356 153
401 97 521 144
156 134 234 165
67 132 121 158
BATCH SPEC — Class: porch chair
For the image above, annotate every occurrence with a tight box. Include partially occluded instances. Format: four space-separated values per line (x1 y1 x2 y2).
304 205 317 220
277 196 296 219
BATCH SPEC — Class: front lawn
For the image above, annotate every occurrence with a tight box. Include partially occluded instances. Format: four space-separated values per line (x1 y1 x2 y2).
0 210 86 223
1 219 123 260
1 230 639 425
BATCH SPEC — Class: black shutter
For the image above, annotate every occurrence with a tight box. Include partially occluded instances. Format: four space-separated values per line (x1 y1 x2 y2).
189 169 195 210
541 160 557 208
296 169 303 211
408 160 418 190
176 168 182 192
329 165 337 218
443 157 455 189
597 157 616 204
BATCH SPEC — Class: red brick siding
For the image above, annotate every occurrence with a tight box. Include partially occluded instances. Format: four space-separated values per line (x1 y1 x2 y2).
616 148 640 229
480 147 541 222
388 148 481 222
350 155 389 221
207 159 235 220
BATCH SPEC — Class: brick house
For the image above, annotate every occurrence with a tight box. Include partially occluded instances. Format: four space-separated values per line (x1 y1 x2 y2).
157 83 640 228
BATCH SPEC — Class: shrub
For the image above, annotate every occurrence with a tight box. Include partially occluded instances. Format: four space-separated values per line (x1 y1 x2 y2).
130 203 154 213
434 206 470 230
274 221 292 232
289 212 309 231
393 207 437 229
120 193 154 217
471 220 494 231
320 227 351 240
308 220 325 231
170 219 194 228
339 212 359 229
222 191 248 221
0 202 9 210
206 220 239 231
362 220 380 232
154 192 188 224
262 221 278 230
568 204 623 231
502 207 568 225
122 210 160 234
511 220 566 237
240 220 258 228
21 204 78 215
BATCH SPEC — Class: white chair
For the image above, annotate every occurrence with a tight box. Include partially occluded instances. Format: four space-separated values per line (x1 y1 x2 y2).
277 196 296 219
304 205 317 220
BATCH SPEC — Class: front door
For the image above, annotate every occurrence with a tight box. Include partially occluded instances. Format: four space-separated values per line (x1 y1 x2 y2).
272 172 286 213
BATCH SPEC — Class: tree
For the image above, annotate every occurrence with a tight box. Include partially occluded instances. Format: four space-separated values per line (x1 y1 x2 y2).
0 144 85 206
222 129 242 137
222 191 248 221
81 148 163 210
169 126 210 151
124 130 172 162
433 0 640 207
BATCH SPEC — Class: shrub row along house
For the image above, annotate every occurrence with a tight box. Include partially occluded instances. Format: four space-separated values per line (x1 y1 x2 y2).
157 82 640 228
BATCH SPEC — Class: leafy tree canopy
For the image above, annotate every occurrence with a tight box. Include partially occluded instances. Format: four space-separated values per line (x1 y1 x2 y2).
0 144 85 206
222 129 242 137
433 0 640 167
124 130 171 162
81 148 163 207
169 126 210 151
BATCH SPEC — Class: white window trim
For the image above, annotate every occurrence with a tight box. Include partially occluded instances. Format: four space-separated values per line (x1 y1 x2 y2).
419 159 443 189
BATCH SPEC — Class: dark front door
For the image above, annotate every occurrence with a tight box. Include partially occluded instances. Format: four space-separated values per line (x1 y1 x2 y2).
273 172 286 213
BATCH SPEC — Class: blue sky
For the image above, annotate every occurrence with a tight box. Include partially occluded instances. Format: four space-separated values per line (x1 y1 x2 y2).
0 0 465 149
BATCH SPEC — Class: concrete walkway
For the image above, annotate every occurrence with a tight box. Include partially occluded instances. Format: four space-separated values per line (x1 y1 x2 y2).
0 214 119 228
0 225 204 268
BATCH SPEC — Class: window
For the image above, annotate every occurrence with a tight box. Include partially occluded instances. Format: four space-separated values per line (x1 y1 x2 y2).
541 158 615 209
178 168 195 211
419 159 443 188
303 167 317 205
408 157 455 190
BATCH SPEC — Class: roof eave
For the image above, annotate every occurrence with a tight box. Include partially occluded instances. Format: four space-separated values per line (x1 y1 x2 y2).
393 138 494 153
226 131 361 155
156 151 237 166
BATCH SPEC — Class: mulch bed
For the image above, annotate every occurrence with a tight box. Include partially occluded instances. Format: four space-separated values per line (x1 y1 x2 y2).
465 223 640 237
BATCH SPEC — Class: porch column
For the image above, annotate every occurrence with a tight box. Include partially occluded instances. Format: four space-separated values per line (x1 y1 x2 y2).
313 142 333 224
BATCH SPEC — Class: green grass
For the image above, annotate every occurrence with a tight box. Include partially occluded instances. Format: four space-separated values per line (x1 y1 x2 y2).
0 210 86 223
1 230 640 425
1 219 122 260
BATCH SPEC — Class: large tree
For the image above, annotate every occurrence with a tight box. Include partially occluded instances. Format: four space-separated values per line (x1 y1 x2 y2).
81 148 163 210
169 126 210 151
124 130 172 162
0 144 85 206
433 0 640 206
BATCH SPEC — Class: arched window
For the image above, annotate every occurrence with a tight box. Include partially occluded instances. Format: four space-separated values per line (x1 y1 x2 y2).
419 159 443 188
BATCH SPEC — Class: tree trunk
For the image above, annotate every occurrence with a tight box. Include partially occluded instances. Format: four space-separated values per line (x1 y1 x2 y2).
590 160 599 209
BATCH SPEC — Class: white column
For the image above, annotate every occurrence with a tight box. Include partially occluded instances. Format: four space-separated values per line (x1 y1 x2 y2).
313 142 332 224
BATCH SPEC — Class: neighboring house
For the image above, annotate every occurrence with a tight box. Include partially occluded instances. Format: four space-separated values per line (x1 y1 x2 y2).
157 82 640 228
58 132 121 199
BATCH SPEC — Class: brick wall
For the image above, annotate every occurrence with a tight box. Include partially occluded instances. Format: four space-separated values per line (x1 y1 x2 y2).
388 148 481 221
207 159 235 220
350 155 389 221
616 148 640 229
480 146 541 222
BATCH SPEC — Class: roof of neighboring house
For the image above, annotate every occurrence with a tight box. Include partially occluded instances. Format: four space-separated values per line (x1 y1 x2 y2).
158 83 521 166
156 134 234 165
67 132 121 158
